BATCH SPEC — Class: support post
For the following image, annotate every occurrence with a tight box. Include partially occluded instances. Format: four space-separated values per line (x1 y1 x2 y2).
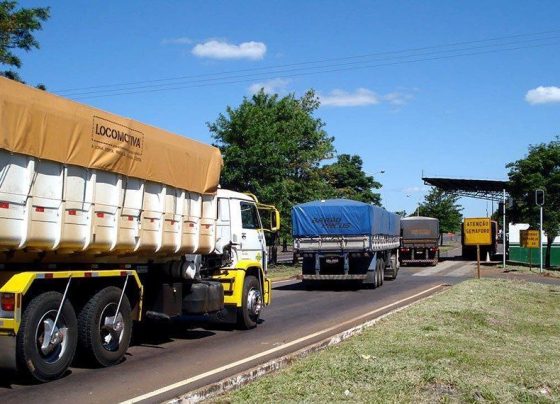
476 245 481 279
502 189 506 270
536 189 545 274
540 205 543 274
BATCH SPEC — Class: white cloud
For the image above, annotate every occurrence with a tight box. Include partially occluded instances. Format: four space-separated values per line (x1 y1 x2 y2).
161 37 193 45
248 78 291 95
383 92 414 106
319 88 380 107
192 40 266 60
525 86 560 105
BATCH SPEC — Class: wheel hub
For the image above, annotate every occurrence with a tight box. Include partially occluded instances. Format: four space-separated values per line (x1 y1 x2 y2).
37 316 68 360
101 311 124 351
247 288 262 317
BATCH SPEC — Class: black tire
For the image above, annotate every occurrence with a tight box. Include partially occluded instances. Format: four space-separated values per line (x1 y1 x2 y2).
237 275 262 330
388 253 399 280
78 287 132 367
376 259 384 287
16 291 78 382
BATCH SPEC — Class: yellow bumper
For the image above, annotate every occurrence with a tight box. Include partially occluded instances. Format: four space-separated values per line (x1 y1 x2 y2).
212 260 271 307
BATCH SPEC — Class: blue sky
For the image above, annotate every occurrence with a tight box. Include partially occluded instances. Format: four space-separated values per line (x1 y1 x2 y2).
16 0 560 217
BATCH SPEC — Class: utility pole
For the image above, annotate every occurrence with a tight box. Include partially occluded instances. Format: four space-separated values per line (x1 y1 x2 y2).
536 189 545 273
502 189 506 270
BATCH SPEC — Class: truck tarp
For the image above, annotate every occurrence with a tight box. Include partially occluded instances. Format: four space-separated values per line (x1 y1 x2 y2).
0 78 222 194
292 199 400 237
401 217 440 240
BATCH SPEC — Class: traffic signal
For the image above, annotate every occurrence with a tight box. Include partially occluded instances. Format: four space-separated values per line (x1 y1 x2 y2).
535 189 545 206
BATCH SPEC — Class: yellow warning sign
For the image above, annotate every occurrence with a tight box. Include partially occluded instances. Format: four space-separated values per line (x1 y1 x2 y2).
463 218 492 246
520 230 540 249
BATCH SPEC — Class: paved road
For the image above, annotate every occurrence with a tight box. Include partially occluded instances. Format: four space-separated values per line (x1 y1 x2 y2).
0 256 556 403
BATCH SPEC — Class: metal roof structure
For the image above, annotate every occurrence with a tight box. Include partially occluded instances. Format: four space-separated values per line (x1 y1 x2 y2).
422 177 509 202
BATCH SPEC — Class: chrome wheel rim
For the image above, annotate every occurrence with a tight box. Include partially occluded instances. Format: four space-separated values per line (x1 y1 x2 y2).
36 309 69 364
247 288 262 317
99 303 124 352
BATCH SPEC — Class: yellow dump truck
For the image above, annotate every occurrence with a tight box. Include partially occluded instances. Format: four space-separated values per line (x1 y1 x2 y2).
0 78 279 381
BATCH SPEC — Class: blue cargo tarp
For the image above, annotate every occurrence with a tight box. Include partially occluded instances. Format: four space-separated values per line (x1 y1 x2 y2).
292 199 400 237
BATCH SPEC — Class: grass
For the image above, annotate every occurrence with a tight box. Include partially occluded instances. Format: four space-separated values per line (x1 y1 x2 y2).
267 264 301 281
217 279 560 403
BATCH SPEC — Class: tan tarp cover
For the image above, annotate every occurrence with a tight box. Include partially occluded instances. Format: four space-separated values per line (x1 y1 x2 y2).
0 78 222 194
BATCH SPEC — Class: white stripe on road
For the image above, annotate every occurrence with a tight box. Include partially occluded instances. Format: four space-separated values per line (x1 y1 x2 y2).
122 283 444 403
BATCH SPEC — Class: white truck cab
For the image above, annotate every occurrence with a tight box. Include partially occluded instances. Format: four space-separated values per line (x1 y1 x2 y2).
216 190 269 270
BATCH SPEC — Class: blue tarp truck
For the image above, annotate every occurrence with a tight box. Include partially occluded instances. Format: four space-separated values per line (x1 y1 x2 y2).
292 199 401 288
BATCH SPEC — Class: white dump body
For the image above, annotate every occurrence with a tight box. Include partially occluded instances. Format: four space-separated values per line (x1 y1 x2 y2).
0 149 218 261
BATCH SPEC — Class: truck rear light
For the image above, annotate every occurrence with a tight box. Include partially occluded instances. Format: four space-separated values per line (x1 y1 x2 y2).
0 202 9 209
430 247 438 252
1 293 15 311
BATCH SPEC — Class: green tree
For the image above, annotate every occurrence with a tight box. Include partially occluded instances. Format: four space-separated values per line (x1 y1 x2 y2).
322 154 381 205
507 138 560 267
0 1 49 86
418 187 463 241
208 89 335 238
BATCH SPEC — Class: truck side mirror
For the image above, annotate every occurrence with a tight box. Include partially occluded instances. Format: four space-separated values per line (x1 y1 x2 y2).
257 204 281 233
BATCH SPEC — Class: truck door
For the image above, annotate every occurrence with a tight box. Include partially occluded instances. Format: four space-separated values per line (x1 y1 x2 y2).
215 197 232 255
236 200 266 268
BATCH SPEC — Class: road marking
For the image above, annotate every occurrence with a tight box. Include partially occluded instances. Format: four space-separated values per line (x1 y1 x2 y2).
122 283 444 403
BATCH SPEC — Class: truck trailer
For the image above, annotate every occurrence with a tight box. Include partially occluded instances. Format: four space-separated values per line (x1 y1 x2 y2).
399 216 440 266
292 199 400 288
0 78 279 381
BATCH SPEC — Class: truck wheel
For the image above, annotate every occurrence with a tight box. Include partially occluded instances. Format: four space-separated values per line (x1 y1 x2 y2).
237 275 262 329
376 259 384 287
433 251 440 266
78 287 132 367
16 291 78 382
388 254 399 280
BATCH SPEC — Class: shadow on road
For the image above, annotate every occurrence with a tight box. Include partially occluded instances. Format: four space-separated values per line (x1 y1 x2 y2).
131 321 216 348
274 280 370 292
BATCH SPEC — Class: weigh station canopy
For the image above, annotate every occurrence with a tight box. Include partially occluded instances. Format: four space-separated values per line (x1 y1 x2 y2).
422 177 509 202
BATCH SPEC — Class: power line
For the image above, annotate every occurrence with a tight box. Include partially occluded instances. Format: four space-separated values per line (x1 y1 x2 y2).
73 40 560 100
65 35 560 98
56 29 560 95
